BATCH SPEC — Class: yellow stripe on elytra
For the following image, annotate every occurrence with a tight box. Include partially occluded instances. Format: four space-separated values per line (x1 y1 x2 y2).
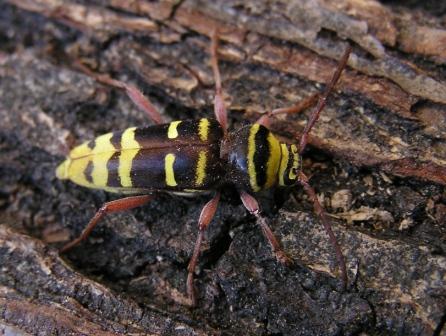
69 142 92 159
167 121 182 139
165 153 177 186
289 144 299 180
279 144 289 186
264 133 281 189
67 157 92 187
56 158 70 180
119 127 140 187
195 150 207 186
247 124 260 192
198 118 210 142
91 132 115 187
58 142 92 185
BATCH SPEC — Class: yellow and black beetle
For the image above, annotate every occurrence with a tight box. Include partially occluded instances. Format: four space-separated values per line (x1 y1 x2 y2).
56 31 351 306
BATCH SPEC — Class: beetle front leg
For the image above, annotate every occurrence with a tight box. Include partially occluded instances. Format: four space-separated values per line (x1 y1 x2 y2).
256 93 319 127
239 191 292 265
187 192 221 306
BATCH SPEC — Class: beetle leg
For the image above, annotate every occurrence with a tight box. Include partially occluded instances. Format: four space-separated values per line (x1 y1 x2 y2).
297 172 348 289
60 195 154 253
239 191 292 265
120 81 164 125
299 45 351 154
256 93 319 127
74 61 164 125
210 30 228 134
187 192 221 306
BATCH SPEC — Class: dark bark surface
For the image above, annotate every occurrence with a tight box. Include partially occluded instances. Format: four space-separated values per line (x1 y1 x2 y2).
1 1 445 335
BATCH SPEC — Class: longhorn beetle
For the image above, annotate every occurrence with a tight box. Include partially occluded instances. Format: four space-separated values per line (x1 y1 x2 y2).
56 31 351 306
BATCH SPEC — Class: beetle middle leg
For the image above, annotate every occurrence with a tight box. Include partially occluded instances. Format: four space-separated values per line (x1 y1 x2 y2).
187 192 221 306
210 29 228 133
60 195 154 253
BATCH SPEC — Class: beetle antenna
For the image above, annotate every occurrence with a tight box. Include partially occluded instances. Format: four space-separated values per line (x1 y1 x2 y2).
299 45 352 154
297 172 348 289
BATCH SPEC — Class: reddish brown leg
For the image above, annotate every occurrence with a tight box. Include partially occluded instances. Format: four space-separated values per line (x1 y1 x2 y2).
187 192 221 306
299 46 351 154
210 30 228 134
74 61 164 125
240 191 292 265
60 195 154 253
256 93 319 127
298 172 347 289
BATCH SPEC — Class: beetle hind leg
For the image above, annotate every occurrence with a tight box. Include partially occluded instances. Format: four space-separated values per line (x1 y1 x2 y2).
60 195 154 253
73 61 165 125
187 192 221 306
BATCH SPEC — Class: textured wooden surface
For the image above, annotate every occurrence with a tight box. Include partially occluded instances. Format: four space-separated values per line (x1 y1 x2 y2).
1 1 445 335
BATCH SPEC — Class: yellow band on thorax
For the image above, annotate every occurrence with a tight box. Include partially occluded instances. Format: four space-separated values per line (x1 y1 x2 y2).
247 124 260 192
279 143 289 186
289 144 299 180
264 132 281 189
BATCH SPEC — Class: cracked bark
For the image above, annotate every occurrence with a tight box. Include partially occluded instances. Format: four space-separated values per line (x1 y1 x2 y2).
1 0 445 335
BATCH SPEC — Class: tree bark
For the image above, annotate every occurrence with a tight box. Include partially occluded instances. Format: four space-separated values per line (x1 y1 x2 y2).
1 0 445 335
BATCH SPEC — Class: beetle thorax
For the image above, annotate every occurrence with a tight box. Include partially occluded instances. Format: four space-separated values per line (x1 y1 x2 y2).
224 124 300 192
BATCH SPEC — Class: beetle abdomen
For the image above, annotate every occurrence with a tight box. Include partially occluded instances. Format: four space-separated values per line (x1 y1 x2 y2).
56 118 223 193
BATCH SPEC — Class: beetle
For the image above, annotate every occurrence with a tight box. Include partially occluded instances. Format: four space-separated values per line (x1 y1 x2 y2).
56 31 351 306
